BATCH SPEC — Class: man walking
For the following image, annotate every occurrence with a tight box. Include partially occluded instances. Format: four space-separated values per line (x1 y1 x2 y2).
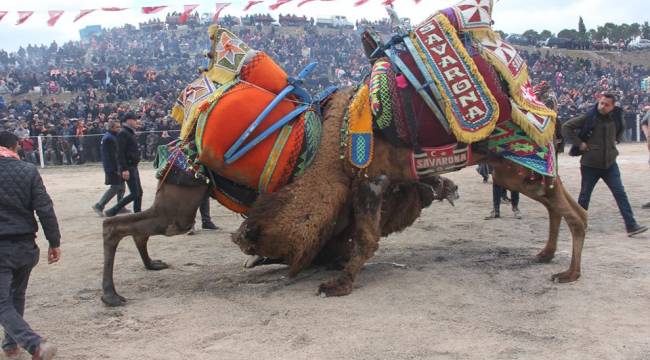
188 195 220 235
0 132 60 359
104 113 143 217
92 120 125 216
563 93 647 237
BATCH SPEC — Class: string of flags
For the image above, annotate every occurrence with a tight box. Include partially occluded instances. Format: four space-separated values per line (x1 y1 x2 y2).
0 0 426 27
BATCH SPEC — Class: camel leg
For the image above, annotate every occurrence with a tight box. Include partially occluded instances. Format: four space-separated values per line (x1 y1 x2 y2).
536 207 561 263
102 211 195 306
134 235 169 271
549 180 587 282
491 161 587 283
318 175 390 297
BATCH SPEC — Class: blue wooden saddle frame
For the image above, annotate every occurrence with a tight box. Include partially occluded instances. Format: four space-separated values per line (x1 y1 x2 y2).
224 62 337 164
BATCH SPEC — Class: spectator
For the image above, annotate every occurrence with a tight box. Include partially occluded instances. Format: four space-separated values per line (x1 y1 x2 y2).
563 93 647 237
0 131 60 360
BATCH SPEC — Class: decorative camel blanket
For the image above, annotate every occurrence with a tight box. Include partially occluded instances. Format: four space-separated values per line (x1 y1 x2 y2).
356 0 557 177
170 26 324 213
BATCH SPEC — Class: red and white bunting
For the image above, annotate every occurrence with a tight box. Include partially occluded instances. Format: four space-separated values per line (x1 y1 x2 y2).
269 0 292 10
101 7 128 12
0 11 8 22
354 0 371 6
142 6 168 14
298 0 316 6
16 11 34 25
47 10 64 27
213 2 231 22
74 9 96 22
178 4 199 24
244 1 265 11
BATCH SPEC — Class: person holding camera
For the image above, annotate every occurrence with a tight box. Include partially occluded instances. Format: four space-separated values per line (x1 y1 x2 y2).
563 93 647 237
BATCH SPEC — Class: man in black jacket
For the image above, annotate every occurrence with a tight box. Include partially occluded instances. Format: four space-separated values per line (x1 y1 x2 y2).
0 132 59 359
92 120 125 216
105 113 143 217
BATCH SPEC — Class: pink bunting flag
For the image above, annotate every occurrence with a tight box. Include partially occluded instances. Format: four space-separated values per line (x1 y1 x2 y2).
74 9 96 22
16 11 34 25
354 0 371 6
298 0 316 6
244 1 265 11
269 0 292 10
383 0 396 5
178 4 199 24
47 10 64 27
101 7 128 11
213 2 231 22
142 6 168 14
0 11 7 22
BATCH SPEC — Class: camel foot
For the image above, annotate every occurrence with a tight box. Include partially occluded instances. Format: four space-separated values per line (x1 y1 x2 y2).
145 260 169 271
535 250 555 263
551 270 580 283
101 293 127 307
317 277 353 297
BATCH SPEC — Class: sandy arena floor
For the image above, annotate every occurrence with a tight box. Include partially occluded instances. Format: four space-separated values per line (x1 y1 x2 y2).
5 144 650 360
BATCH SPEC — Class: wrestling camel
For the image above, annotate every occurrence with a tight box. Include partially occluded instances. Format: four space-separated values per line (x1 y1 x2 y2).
100 88 457 307
232 88 587 297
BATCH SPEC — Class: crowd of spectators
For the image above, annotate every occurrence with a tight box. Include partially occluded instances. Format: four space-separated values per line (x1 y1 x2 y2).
522 50 650 139
1 13 649 166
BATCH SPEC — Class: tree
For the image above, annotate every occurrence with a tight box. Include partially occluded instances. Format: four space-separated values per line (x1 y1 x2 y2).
495 30 508 39
540 30 553 40
578 17 587 37
522 29 539 44
578 17 588 49
643 21 650 39
558 29 580 41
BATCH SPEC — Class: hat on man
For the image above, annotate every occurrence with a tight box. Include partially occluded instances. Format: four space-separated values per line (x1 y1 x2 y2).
122 112 140 123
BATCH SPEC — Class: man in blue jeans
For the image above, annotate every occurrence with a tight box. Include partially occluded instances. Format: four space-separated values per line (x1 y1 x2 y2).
105 112 143 217
563 93 647 237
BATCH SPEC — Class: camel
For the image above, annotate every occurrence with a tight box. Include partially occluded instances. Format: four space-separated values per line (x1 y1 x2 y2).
100 88 458 307
231 1 588 297
232 88 587 298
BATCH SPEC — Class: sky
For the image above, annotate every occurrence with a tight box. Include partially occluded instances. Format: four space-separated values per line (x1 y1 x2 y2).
0 0 647 52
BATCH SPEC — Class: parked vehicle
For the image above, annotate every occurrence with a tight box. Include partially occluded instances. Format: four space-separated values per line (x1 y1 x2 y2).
316 15 354 29
629 39 650 50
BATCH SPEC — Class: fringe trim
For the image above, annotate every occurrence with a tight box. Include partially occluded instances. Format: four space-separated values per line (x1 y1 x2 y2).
510 101 556 147
178 80 237 141
410 14 500 144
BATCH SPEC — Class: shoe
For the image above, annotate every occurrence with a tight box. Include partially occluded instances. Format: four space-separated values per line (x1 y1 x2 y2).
202 221 219 230
627 225 648 237
32 341 57 360
92 204 103 217
642 202 650 209
117 208 132 214
103 210 117 218
512 207 522 219
3 347 20 357
484 210 500 220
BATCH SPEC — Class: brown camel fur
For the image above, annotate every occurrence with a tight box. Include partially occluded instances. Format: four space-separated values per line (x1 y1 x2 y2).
233 89 587 297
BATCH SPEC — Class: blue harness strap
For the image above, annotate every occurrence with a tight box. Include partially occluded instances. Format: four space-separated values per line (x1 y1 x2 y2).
224 62 318 162
401 35 452 133
384 47 450 134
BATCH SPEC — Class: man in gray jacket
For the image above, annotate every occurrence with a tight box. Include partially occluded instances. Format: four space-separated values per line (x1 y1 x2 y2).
0 132 60 359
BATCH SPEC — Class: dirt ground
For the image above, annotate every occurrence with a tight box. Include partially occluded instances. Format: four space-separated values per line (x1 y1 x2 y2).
6 144 650 360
